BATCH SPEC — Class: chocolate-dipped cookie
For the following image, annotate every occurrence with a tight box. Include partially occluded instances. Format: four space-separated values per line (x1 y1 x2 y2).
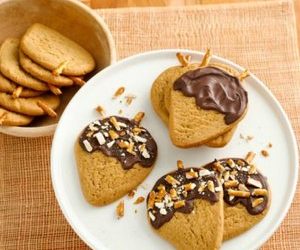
167 51 248 148
75 113 157 206
147 166 223 250
204 157 270 240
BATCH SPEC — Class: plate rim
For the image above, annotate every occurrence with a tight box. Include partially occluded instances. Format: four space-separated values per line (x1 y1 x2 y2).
51 49 299 250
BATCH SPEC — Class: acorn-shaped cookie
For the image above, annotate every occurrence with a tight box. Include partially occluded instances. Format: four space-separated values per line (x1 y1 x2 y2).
167 50 249 148
204 155 271 240
150 59 238 148
147 164 223 250
75 113 157 206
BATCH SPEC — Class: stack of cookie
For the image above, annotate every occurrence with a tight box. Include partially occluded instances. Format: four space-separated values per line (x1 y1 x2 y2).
151 50 249 148
147 156 271 249
0 23 95 126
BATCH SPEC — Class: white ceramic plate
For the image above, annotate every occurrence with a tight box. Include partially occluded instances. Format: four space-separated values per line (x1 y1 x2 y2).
51 50 298 250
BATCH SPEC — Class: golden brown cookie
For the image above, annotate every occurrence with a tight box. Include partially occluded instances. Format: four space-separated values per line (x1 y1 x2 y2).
0 72 44 97
169 64 248 148
204 158 271 240
0 38 49 91
20 23 95 76
0 107 33 126
19 50 73 87
150 64 237 148
0 92 60 116
147 167 223 250
75 116 157 206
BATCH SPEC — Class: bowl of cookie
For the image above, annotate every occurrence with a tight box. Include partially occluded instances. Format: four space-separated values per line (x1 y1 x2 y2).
0 0 116 137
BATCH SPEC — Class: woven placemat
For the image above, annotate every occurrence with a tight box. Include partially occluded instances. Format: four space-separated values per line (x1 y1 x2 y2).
1 0 299 249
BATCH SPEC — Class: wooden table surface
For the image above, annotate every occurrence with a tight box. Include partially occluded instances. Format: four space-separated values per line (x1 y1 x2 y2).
83 0 300 48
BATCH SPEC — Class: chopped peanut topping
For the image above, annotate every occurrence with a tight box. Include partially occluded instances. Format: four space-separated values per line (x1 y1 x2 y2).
207 180 215 193
170 188 178 200
184 183 196 191
186 169 198 179
126 141 136 155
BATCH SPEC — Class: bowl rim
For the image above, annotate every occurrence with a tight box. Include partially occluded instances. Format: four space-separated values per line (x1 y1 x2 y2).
0 0 117 137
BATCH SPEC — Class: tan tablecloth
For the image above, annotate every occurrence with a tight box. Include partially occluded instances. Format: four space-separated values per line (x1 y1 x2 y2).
1 0 299 249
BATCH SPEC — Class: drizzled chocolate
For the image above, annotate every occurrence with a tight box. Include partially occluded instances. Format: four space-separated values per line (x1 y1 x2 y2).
79 116 157 169
147 167 221 229
205 158 269 215
173 67 248 124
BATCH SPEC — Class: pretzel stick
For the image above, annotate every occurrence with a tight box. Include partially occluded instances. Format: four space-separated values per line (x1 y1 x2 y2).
176 53 191 67
37 101 57 118
245 151 256 164
200 48 212 67
47 84 62 95
12 86 23 99
0 112 8 125
69 76 86 86
52 61 68 76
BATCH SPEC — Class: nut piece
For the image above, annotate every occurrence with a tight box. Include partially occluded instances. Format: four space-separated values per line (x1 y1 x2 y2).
37 101 57 118
224 180 239 188
95 105 105 117
118 140 129 149
177 160 184 170
134 196 145 204
126 141 136 155
228 189 250 198
251 198 264 208
261 150 269 157
174 200 185 209
207 180 215 193
226 159 235 168
176 52 191 67
213 161 225 173
245 151 256 163
12 86 23 99
165 175 180 186
252 188 268 197
249 164 257 174
198 182 206 193
52 61 68 76
148 191 156 209
113 86 125 98
133 112 145 124
186 169 198 179
116 200 125 219
170 188 178 200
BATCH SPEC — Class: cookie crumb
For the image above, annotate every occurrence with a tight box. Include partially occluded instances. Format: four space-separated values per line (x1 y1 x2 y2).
246 135 254 142
113 86 125 99
118 109 123 114
128 189 136 198
268 143 273 148
134 209 138 214
124 95 136 105
116 200 124 219
134 196 145 205
261 150 269 157
95 105 105 117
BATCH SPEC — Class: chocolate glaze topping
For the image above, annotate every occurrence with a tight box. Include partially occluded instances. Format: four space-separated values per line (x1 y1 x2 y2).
79 116 157 169
205 158 269 215
147 167 221 229
173 67 248 124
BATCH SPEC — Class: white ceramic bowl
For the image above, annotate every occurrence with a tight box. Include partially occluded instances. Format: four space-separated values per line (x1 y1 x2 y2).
0 0 116 137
